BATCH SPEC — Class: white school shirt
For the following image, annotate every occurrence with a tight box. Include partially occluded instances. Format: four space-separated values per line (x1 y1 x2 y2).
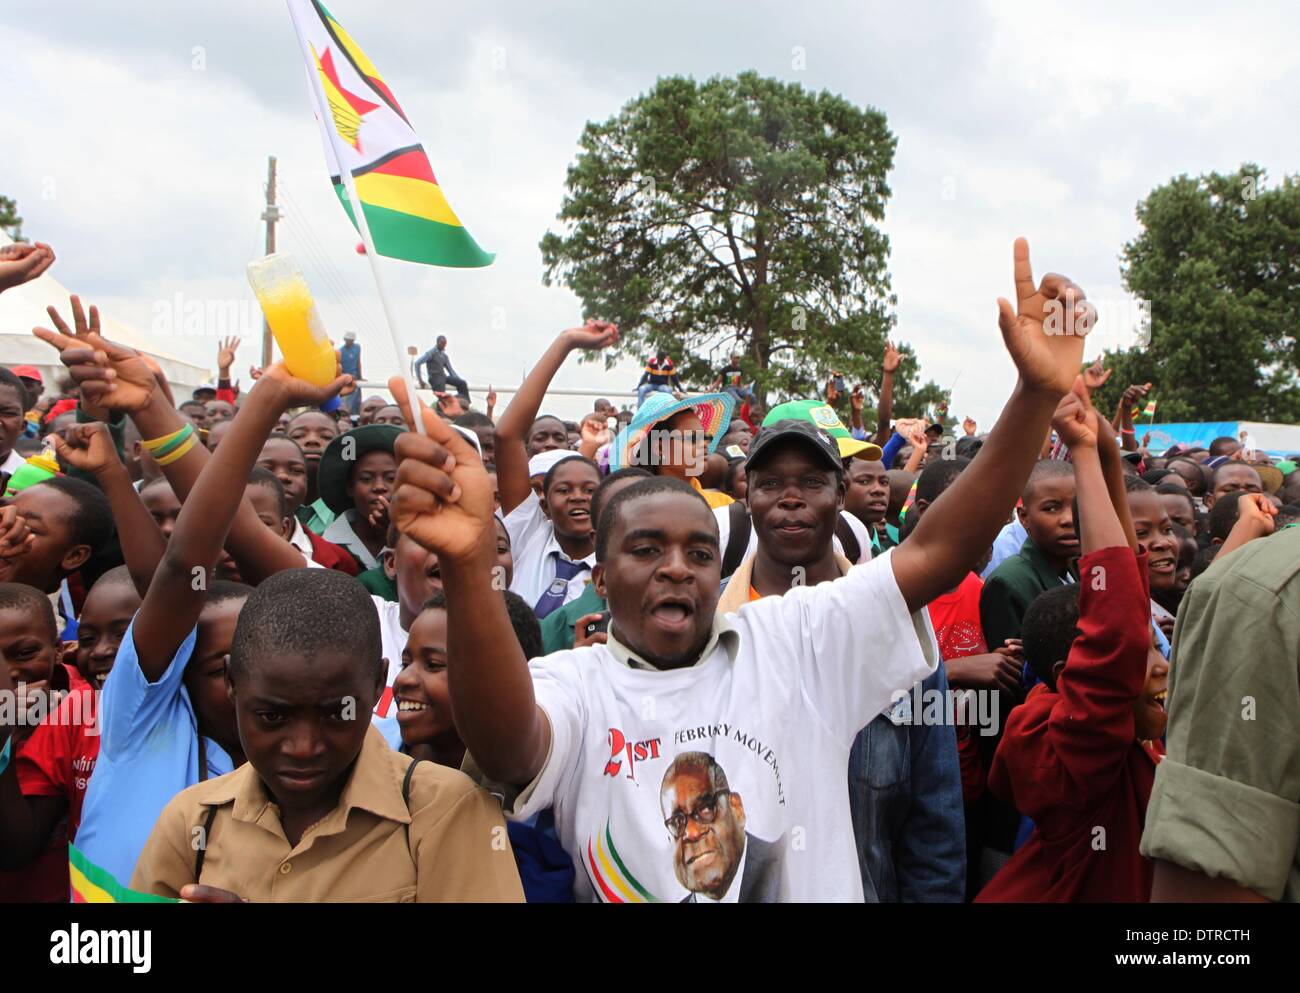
504 492 596 610
487 549 938 903
322 510 380 571
370 595 406 749
713 504 873 565
285 518 327 569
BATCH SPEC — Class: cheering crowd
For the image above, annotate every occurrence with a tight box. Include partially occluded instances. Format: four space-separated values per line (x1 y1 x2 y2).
0 237 1295 904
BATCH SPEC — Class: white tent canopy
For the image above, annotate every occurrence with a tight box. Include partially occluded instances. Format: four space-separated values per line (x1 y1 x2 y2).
0 233 210 397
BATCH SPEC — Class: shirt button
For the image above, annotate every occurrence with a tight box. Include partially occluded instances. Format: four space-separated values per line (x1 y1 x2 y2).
279 862 293 875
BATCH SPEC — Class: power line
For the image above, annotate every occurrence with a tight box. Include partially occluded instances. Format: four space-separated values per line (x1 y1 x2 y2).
276 173 387 342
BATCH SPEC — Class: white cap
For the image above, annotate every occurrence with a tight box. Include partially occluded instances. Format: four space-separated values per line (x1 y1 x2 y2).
344 331 357 341
527 449 581 478
451 423 482 457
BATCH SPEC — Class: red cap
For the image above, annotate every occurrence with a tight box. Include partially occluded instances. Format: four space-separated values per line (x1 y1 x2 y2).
43 397 76 425
10 365 42 384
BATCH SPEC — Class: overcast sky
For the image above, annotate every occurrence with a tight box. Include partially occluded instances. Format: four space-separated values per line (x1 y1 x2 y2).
2 1 1297 424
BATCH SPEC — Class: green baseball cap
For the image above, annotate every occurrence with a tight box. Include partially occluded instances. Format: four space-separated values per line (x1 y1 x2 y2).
763 400 883 461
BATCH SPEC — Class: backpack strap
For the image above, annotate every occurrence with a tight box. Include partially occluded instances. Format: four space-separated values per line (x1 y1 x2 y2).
722 501 751 578
193 804 219 883
834 514 861 564
401 756 425 871
402 757 421 807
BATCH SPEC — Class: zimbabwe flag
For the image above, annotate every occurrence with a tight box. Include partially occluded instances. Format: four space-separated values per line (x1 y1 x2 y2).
286 0 493 268
69 845 177 904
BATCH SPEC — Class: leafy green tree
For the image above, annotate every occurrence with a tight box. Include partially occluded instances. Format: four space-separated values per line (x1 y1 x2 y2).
540 72 942 418
1092 165 1300 424
0 196 22 241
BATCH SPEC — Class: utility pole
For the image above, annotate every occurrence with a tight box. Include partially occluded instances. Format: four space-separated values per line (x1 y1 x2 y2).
260 155 281 368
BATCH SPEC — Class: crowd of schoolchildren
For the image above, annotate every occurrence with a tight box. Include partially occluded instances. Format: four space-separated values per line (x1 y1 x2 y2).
0 237 1295 904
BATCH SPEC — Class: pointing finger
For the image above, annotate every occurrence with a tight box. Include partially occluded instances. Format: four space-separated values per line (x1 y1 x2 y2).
1011 237 1035 305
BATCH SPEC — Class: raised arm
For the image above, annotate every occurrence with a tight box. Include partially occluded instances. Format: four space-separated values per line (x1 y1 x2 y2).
874 340 901 446
132 365 346 678
1055 380 1126 553
892 239 1091 612
54 423 166 599
494 321 617 515
389 378 549 786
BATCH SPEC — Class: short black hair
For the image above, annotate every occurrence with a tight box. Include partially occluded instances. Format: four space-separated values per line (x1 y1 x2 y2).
421 589 543 661
1209 462 1261 490
1190 544 1219 580
916 455 970 505
1021 584 1080 691
247 466 287 519
530 414 564 433
205 580 254 608
454 411 493 430
595 476 712 563
590 467 653 530
1123 474 1153 495
0 582 58 642
30 476 114 550
228 569 381 684
1022 459 1074 502
0 368 34 413
723 458 747 497
1155 483 1196 519
1141 468 1175 486
1276 503 1300 528
542 455 600 498
262 432 305 458
140 475 174 498
1208 436 1239 456
1207 491 1244 543
89 563 136 595
179 399 207 414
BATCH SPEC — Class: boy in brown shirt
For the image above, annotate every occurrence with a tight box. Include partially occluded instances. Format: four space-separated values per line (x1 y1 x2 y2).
132 569 524 903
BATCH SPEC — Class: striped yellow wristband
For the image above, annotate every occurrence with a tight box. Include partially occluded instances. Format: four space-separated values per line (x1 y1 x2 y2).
142 424 191 455
153 432 198 466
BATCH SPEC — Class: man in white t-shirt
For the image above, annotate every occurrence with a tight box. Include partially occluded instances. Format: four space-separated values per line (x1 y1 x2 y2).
386 239 1094 901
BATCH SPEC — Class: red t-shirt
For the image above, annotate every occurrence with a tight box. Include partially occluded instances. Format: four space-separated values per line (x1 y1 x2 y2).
927 572 988 659
0 669 98 903
927 573 989 805
17 681 100 836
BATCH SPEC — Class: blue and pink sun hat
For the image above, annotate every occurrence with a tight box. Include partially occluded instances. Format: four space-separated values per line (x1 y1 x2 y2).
608 390 735 472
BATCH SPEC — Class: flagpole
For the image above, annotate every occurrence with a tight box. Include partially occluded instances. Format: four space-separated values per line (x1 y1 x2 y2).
336 166 429 437
285 0 428 437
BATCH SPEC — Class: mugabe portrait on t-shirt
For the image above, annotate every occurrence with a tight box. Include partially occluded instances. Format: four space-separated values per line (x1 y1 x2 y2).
661 752 780 903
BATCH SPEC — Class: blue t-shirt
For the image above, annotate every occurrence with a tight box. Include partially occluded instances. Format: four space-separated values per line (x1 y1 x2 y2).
339 341 361 377
75 619 234 887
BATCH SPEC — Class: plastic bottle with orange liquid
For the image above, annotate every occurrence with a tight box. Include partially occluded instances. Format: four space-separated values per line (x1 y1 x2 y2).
246 254 339 387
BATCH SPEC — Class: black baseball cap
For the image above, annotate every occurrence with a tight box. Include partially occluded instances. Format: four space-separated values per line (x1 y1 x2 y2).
745 419 843 474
